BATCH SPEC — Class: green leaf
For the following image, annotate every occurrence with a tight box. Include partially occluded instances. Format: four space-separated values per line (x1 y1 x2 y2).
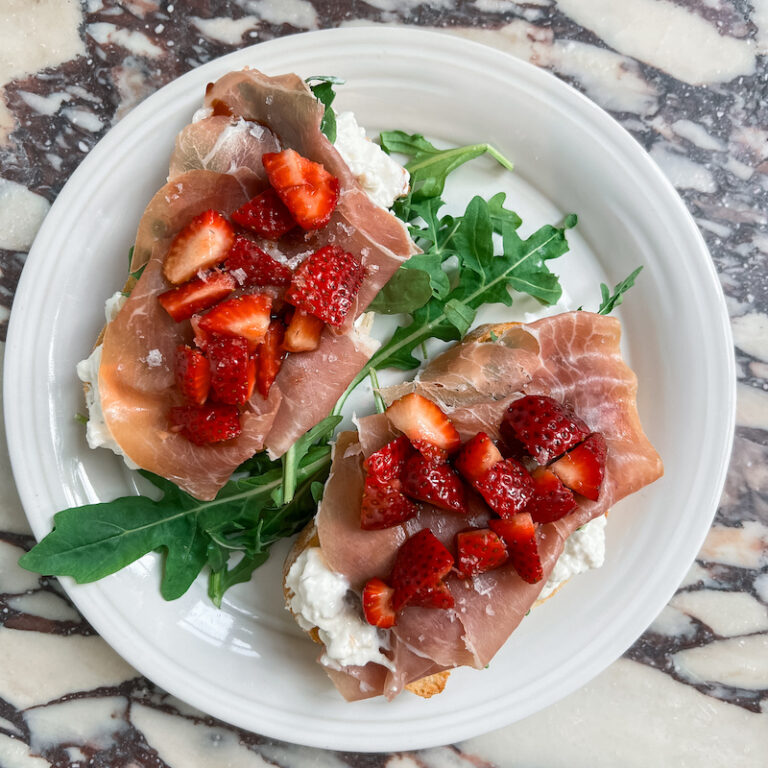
368 266 433 314
597 266 643 314
306 76 343 143
454 196 494 275
487 192 522 233
443 298 476 336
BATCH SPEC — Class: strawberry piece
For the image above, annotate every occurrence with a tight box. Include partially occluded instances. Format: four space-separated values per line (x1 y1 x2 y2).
262 149 340 230
255 318 286 398
286 245 365 327
231 188 296 240
456 529 508 578
169 403 241 445
224 235 292 287
410 439 449 465
360 477 418 530
454 432 503 484
362 578 397 628
245 354 257 401
207 335 251 405
410 580 455 609
475 458 534 519
401 453 467 513
390 529 454 611
363 436 413 485
501 395 590 465
283 308 325 352
550 432 607 501
198 292 272 343
526 467 578 523
158 271 235 322
163 209 235 285
489 514 543 584
385 393 461 457
174 346 210 405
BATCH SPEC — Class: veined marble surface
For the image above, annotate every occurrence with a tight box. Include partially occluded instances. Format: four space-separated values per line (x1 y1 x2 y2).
1 0 767 765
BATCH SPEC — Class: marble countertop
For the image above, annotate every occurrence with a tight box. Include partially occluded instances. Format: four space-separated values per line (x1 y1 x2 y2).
1 1 767 765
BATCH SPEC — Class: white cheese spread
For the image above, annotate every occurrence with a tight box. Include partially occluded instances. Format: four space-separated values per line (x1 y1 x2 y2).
285 547 394 671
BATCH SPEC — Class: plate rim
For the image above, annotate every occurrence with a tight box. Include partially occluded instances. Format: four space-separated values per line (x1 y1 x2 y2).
4 26 736 751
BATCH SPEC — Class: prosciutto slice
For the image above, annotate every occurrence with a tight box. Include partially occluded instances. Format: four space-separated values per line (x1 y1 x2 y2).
99 69 415 499
314 311 664 699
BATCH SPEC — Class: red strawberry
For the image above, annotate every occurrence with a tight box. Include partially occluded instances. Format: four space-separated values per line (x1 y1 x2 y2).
207 335 251 405
401 453 467 513
158 271 235 322
501 395 590 465
174 346 210 405
363 436 413 485
550 432 607 501
456 529 508 578
410 580 455 609
163 209 235 284
198 292 272 343
410 439 449 465
385 393 461 457
224 235 292 287
262 149 340 230
282 308 325 352
362 578 397 628
360 477 418 530
231 188 296 240
475 458 534 519
286 245 365 327
390 529 454 611
489 514 543 584
526 467 577 523
169 403 241 445
255 318 286 398
454 432 503 484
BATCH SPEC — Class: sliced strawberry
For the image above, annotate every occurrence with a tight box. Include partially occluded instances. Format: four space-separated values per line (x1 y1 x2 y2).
550 432 607 501
360 477 419 530
526 467 578 523
198 292 272 343
362 578 397 628
456 529 508 578
409 580 455 609
501 395 590 465
363 436 413 485
245 354 257 401
454 432 503 485
189 314 212 350
475 458 534 519
283 308 325 352
401 453 466 514
224 235 292 287
286 245 365 327
410 439 449 465
158 271 235 322
262 149 340 230
385 393 461 457
254 318 286 399
174 346 210 405
489 514 543 584
231 188 296 240
169 403 241 445
163 209 235 285
207 335 251 405
390 529 454 611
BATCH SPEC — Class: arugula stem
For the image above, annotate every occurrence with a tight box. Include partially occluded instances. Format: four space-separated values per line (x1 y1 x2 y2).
281 443 298 506
368 368 386 414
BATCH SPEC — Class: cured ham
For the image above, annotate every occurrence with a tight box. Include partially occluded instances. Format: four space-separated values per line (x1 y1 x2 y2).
97 69 415 499
312 311 663 699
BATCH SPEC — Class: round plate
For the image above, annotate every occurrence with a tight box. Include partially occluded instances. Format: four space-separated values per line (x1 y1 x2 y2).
5 27 734 751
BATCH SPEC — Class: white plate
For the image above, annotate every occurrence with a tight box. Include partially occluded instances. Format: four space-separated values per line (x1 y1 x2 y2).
5 28 735 751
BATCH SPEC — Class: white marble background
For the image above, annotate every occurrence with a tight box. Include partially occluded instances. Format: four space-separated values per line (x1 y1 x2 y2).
0 1 767 766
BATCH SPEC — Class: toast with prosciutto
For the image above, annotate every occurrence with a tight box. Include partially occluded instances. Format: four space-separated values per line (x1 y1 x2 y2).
283 311 663 700
91 69 415 500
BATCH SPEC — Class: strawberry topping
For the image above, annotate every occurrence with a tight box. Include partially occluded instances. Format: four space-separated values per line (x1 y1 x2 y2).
489 513 543 584
474 458 534 519
550 432 607 501
282 308 325 352
526 467 578 523
362 578 397 628
198 292 272 343
409 580 454 609
360 477 419 530
158 271 235 322
456 529 508 578
401 453 467 513
501 395 590 465
169 403 241 445
163 209 235 285
231 188 296 240
385 394 461 457
262 149 340 230
454 432 503 484
207 335 251 406
286 245 365 327
255 318 286 399
174 346 210 406
224 235 292 287
390 529 454 611
363 436 413 485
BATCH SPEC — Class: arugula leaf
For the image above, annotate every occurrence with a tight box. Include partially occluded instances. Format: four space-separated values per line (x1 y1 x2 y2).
306 76 344 143
368 267 433 314
597 266 643 314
